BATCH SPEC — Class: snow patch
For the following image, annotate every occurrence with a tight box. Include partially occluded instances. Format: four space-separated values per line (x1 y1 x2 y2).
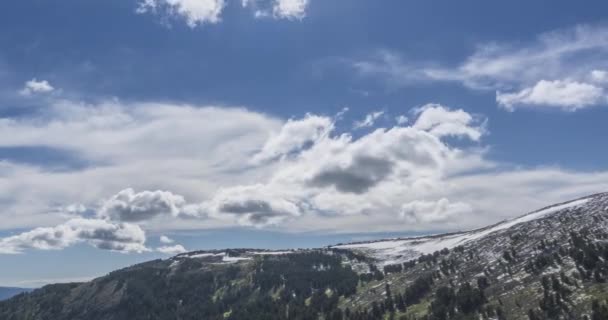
334 197 590 265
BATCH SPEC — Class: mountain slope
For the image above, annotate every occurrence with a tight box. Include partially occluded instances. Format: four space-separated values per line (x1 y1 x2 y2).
1 193 608 320
0 288 32 301
331 195 594 265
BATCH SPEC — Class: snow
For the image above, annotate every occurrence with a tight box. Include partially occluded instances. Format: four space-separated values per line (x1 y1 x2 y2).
186 252 222 259
334 197 590 265
249 251 294 255
222 256 252 263
177 251 253 263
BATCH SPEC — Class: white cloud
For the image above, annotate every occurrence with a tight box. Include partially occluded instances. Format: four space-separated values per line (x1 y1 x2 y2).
400 198 472 224
2 98 608 239
0 100 281 230
395 115 409 125
99 188 187 222
352 24 608 111
157 244 187 254
445 25 608 89
590 70 608 84
243 0 309 20
412 104 484 141
199 184 304 226
160 235 175 244
251 114 332 164
137 0 225 27
273 0 309 20
196 104 489 228
139 0 310 25
19 78 54 96
0 218 147 254
497 79 605 111
353 110 384 129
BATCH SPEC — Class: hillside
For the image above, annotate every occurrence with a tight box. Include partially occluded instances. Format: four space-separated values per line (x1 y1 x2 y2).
1 193 608 320
0 288 32 302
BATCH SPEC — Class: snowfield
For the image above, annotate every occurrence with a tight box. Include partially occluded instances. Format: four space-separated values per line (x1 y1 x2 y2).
333 197 591 265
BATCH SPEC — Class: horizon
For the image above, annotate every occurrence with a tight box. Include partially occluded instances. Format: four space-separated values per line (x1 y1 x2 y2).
2 0 608 288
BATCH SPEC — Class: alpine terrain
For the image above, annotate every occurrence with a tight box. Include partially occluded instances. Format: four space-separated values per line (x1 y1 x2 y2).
1 193 608 320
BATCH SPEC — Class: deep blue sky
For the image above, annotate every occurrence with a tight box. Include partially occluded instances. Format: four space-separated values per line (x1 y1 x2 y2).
1 0 608 287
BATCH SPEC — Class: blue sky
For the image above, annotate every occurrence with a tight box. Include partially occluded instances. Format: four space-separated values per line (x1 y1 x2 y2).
2 0 608 287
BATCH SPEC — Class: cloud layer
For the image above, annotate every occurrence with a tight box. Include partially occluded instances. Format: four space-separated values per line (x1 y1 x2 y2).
2 99 608 254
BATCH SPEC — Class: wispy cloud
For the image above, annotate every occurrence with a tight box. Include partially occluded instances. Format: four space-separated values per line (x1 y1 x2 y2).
351 24 608 111
353 110 384 129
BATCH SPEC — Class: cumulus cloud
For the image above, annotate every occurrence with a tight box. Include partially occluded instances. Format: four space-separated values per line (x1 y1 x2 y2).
137 0 225 27
309 156 393 194
0 218 147 254
160 235 175 244
497 79 605 111
19 78 54 96
412 104 484 141
157 244 187 254
197 104 488 228
400 198 472 224
353 111 384 129
272 0 309 20
99 188 186 222
200 184 303 226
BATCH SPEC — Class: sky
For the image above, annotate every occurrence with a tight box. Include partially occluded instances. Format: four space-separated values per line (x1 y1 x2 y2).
2 0 608 287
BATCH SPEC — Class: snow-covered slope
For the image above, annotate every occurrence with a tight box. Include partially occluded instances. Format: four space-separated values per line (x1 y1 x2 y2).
333 194 599 265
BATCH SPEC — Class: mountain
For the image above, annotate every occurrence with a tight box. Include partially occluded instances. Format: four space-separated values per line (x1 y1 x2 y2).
1 193 608 320
0 288 32 301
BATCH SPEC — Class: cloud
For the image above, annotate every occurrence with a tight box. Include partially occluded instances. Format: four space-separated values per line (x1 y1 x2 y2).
19 79 54 96
197 104 488 227
353 111 384 129
0 218 147 254
351 24 608 111
308 156 393 194
3 97 608 237
497 79 606 111
137 0 225 27
138 0 310 25
242 0 309 20
200 184 303 226
272 0 309 20
412 104 484 141
400 198 472 224
395 115 408 125
591 70 608 84
251 114 332 164
99 188 186 222
157 244 187 254
0 100 280 230
160 235 174 244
